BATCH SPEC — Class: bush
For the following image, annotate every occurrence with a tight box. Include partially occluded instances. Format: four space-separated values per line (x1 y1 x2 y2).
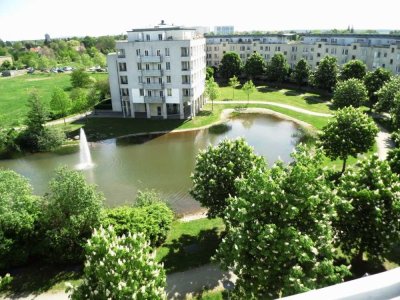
0 274 12 291
41 167 104 264
68 226 166 300
0 170 41 269
102 201 174 247
18 127 65 152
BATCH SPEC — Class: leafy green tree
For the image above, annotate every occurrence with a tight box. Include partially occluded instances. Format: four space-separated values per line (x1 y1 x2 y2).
41 167 104 264
335 155 400 263
0 274 12 291
265 53 289 82
387 147 400 174
25 89 47 134
82 36 96 49
68 226 166 299
190 138 266 218
215 146 349 299
70 88 88 113
94 78 110 100
291 58 310 87
311 56 339 91
241 80 256 103
70 68 92 88
390 92 400 130
364 68 391 108
319 107 378 173
375 76 400 112
50 87 71 124
228 75 240 100
95 36 116 54
0 60 12 71
332 78 368 108
0 128 20 154
0 170 41 269
244 52 265 79
219 52 242 80
206 66 214 80
205 77 220 110
341 59 367 80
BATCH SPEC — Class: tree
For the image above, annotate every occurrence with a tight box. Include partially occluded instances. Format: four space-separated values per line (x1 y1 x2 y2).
70 68 92 88
206 66 214 80
41 167 104 264
0 170 41 269
291 58 310 87
219 52 242 80
215 146 349 298
228 75 240 100
94 78 110 100
70 88 88 113
265 53 289 82
50 87 71 124
68 226 166 299
335 155 400 264
95 36 116 54
364 68 391 109
332 78 368 108
241 80 256 104
190 138 266 218
387 147 400 175
25 89 47 134
375 76 400 112
0 274 12 291
390 92 400 130
0 60 12 71
341 59 367 81
244 52 265 79
319 107 378 173
205 77 220 111
311 56 339 91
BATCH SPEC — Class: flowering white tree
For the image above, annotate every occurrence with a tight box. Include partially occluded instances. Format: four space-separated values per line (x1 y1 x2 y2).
68 226 166 299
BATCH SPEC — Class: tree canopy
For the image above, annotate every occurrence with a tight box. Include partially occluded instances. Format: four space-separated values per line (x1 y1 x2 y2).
205 77 220 110
375 76 400 112
340 59 367 81
242 80 256 102
228 75 240 100
364 68 391 108
291 58 310 86
219 52 242 80
332 78 368 108
265 53 289 82
244 52 265 79
312 56 339 91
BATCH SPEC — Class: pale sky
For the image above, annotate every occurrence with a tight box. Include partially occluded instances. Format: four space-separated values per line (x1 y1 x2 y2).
0 0 399 41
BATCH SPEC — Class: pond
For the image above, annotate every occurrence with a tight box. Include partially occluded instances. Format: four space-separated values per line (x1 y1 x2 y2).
0 113 300 214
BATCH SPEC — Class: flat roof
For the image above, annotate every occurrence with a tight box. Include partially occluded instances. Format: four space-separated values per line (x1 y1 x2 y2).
128 26 196 32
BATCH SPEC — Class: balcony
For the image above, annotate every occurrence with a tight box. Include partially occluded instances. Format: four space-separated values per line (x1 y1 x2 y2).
121 96 129 101
142 69 163 77
143 83 164 89
140 55 162 63
144 96 165 103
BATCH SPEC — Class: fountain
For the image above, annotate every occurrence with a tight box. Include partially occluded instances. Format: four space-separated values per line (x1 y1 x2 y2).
76 128 94 170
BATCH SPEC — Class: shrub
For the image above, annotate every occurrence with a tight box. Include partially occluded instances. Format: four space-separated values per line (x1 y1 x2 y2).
68 226 166 299
0 274 12 291
0 170 41 269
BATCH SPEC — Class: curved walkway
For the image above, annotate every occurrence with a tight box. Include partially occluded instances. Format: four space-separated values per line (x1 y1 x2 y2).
213 100 333 117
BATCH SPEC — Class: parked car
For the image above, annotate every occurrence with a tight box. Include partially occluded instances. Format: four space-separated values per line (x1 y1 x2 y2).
63 66 73 71
27 67 35 74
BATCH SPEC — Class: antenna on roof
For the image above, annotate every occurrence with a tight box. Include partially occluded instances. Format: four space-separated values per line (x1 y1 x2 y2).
159 20 166 25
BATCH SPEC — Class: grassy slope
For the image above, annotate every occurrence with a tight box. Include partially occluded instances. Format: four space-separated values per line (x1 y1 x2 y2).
0 72 107 128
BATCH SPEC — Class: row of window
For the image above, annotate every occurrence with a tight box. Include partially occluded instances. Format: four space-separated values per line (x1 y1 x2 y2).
120 88 192 97
120 75 191 85
119 61 194 72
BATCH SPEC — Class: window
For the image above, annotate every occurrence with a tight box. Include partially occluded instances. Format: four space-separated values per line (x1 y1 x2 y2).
260 46 264 50
138 76 143 83
167 88 172 96
165 48 170 56
214 46 219 51
353 45 357 50
240 46 245 51
120 76 128 84
136 49 141 56
247 46 250 50
145 64 150 70
144 50 149 56
352 55 356 59
156 49 161 56
158 64 161 70
182 61 190 71
117 49 125 58
317 53 321 57
121 88 129 96
146 34 150 41
159 90 164 97
283 51 287 55
275 46 280 51
392 48 395 53
166 76 171 83
139 89 144 96
390 59 394 65
384 53 387 58
118 62 127 71
182 75 190 84
325 48 329 53
292 46 297 52
137 63 142 70
147 90 152 96
318 44 322 48
158 34 163 40
166 62 170 70
181 47 189 57
158 77 162 83
182 88 191 96
146 77 151 83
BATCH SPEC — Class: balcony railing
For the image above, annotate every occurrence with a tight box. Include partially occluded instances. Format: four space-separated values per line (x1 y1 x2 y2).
142 69 163 76
141 55 162 63
144 96 165 103
143 83 164 89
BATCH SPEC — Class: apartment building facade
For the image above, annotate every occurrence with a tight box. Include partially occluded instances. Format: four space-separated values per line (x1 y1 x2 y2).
206 33 400 75
107 24 206 119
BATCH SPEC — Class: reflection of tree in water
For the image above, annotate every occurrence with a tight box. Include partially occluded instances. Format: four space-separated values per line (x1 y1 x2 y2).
241 115 255 129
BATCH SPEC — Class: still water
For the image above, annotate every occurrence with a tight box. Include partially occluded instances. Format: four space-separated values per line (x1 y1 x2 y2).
0 114 299 214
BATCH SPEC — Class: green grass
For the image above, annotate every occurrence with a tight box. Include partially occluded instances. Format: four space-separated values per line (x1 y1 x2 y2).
0 72 108 128
218 85 333 114
156 218 225 273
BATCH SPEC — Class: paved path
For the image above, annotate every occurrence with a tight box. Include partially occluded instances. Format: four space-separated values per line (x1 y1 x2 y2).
213 100 333 117
1 264 236 300
376 123 395 160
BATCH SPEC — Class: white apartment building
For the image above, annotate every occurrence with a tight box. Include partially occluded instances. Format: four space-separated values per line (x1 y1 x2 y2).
107 23 206 119
206 33 400 75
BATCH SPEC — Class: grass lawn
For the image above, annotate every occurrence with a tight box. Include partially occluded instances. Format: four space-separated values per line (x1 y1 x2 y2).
218 85 333 114
0 72 108 128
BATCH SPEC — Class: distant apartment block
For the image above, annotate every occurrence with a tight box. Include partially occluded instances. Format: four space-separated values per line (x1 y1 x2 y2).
107 22 206 119
214 26 234 35
206 33 400 74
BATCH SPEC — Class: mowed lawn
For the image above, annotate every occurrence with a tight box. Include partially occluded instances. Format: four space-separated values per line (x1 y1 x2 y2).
0 72 108 128
217 85 333 114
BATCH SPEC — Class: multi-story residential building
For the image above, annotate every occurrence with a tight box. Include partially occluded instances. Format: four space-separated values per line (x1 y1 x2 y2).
205 33 400 75
107 22 206 119
214 26 234 35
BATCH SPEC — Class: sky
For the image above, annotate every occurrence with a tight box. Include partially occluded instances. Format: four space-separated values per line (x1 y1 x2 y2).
0 0 399 41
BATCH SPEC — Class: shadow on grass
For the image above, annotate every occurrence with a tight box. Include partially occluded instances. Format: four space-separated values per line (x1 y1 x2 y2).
349 259 386 280
161 228 222 273
284 90 305 97
2 263 82 297
257 86 278 93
